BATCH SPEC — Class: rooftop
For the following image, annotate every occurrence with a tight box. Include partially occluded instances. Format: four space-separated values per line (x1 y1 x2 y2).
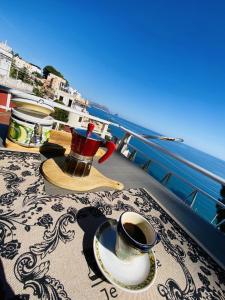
0 41 12 53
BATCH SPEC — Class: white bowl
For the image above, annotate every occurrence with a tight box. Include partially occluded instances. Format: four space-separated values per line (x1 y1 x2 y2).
11 97 55 116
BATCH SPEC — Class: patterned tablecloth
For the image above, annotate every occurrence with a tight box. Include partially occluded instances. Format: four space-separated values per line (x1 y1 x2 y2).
0 149 224 300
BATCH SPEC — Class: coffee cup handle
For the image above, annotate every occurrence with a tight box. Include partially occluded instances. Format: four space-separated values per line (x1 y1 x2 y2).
98 141 116 163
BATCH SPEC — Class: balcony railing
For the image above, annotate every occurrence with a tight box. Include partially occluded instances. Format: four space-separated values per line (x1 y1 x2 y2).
114 127 225 231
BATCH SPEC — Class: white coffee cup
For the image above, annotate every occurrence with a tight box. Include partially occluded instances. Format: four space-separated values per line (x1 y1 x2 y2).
115 212 160 261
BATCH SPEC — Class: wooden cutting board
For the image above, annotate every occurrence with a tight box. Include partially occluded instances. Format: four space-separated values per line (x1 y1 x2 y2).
42 156 124 192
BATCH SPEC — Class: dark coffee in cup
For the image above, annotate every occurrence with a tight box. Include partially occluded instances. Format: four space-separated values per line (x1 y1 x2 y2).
115 212 160 261
123 223 147 244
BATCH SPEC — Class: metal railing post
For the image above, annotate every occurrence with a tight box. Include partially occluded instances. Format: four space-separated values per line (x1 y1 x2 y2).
161 173 172 185
128 150 137 161
117 132 132 154
190 190 198 208
100 123 108 138
211 214 218 225
142 160 152 171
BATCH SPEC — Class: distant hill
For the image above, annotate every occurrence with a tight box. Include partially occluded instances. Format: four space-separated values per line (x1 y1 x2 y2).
89 101 110 113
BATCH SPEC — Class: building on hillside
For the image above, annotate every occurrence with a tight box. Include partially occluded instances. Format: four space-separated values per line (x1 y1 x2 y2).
0 41 13 78
44 73 89 108
13 55 42 74
0 42 33 93
29 63 42 74
44 73 67 93
55 89 88 108
67 86 79 96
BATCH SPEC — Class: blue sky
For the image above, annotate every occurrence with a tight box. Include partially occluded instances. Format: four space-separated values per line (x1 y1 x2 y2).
1 0 225 160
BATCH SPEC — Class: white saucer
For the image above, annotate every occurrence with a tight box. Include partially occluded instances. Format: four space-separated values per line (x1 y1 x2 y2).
93 219 157 293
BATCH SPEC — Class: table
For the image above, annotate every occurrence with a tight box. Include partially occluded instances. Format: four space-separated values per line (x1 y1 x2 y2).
0 149 224 300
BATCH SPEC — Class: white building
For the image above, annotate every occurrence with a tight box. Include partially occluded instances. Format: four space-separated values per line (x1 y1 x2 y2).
14 56 42 74
67 86 79 96
0 41 13 78
44 73 88 108
29 63 42 75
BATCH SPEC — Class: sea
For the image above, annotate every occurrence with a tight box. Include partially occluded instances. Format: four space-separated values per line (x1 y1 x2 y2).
88 106 225 224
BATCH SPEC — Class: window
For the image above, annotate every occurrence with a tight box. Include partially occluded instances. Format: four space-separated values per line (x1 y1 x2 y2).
68 99 73 107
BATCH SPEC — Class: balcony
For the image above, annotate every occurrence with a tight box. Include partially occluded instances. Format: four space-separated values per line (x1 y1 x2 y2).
0 87 224 299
